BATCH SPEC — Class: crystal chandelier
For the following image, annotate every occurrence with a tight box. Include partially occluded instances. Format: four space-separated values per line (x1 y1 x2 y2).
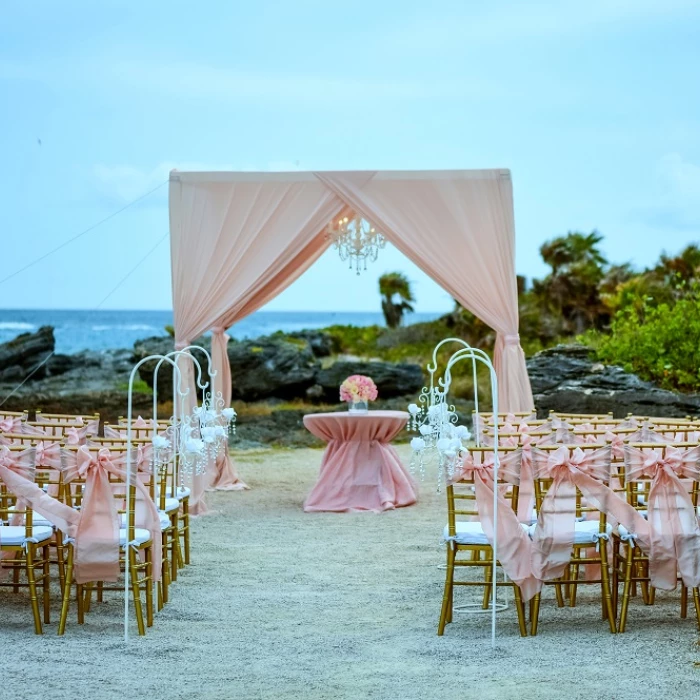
327 214 386 275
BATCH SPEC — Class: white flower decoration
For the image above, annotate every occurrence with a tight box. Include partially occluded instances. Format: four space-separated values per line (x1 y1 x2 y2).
201 427 217 444
185 438 205 455
222 407 236 421
152 435 170 450
436 437 452 452
410 437 426 452
407 403 420 416
213 425 226 438
455 425 471 440
419 424 432 436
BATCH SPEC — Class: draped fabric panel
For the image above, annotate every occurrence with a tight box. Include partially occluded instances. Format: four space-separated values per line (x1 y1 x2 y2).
169 169 534 512
314 170 533 412
169 172 350 512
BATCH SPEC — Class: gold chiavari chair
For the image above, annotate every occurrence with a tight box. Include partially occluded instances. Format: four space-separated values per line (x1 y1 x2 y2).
0 410 29 421
58 444 155 636
549 411 615 421
115 419 190 570
438 445 528 637
613 442 700 632
24 420 96 442
0 444 52 634
90 435 176 608
35 411 100 425
528 443 617 635
2 433 68 593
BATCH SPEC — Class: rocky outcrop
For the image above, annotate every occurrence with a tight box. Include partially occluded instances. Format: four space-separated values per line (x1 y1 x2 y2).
315 360 424 401
0 326 54 381
528 344 700 418
0 328 147 418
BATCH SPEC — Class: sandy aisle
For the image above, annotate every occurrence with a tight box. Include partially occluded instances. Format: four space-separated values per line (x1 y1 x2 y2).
2 445 699 699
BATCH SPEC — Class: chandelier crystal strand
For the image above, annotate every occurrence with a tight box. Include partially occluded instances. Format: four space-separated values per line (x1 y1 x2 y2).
327 214 386 275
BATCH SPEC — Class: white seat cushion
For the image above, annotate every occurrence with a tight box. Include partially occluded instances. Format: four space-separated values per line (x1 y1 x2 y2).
443 521 530 545
119 528 152 547
158 486 190 500
161 497 179 513
0 525 54 546
7 507 54 529
120 513 171 530
528 520 612 544
617 524 640 542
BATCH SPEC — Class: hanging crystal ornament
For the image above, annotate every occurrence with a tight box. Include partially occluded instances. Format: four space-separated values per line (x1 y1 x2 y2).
326 214 386 275
407 388 472 488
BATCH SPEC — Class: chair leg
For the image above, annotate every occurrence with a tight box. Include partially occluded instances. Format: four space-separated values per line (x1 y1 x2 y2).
438 546 455 636
513 585 528 637
12 551 22 593
145 546 154 628
129 549 146 636
76 583 85 625
170 513 179 581
56 536 65 597
530 593 541 636
25 544 43 635
599 542 616 633
569 560 580 607
681 586 688 619
482 556 493 610
692 587 700 630
182 499 190 565
43 543 51 624
619 543 635 633
58 545 74 636
611 543 619 620
83 582 94 612
97 581 104 603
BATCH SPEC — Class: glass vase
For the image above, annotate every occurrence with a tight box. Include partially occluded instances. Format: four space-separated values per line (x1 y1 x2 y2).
348 400 369 415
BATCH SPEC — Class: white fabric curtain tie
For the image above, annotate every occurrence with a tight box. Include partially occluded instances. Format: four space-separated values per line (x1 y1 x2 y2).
619 530 638 547
591 531 610 551
503 334 521 346
211 326 226 334
174 339 191 350
22 536 41 551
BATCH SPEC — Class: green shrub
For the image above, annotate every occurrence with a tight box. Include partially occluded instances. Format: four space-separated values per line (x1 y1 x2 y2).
591 297 700 391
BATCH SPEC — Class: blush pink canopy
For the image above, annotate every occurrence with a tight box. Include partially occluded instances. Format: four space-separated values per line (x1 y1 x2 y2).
169 169 534 513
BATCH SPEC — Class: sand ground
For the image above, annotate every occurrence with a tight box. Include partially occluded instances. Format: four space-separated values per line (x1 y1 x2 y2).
2 445 700 700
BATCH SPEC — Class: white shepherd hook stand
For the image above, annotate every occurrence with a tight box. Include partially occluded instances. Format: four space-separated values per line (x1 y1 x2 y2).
408 338 501 649
123 345 235 642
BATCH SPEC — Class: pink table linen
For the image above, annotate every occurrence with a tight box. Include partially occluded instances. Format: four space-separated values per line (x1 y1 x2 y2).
303 411 416 513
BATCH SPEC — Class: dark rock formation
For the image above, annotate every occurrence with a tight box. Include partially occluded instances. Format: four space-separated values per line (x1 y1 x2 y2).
228 336 319 400
528 344 700 418
316 360 424 400
284 330 338 358
0 326 54 381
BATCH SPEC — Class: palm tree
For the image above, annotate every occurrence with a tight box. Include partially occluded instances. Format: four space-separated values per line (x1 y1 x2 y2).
379 273 415 328
534 230 609 335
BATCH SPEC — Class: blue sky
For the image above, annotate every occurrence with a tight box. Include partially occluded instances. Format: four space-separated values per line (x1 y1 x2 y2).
1 0 699 313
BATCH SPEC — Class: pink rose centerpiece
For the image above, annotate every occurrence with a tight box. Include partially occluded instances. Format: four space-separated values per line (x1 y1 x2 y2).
340 375 378 414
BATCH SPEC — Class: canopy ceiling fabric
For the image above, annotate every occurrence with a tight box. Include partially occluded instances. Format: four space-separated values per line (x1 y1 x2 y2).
169 168 534 513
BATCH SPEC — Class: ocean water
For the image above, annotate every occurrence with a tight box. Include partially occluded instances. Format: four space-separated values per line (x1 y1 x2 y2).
0 309 443 355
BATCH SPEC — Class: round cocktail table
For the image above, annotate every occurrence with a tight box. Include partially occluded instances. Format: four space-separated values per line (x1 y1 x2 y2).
303 410 416 513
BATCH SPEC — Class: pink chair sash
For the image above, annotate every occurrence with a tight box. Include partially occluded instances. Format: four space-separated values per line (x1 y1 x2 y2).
623 445 700 590
452 449 540 601
530 446 647 581
0 447 79 568
60 447 162 584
